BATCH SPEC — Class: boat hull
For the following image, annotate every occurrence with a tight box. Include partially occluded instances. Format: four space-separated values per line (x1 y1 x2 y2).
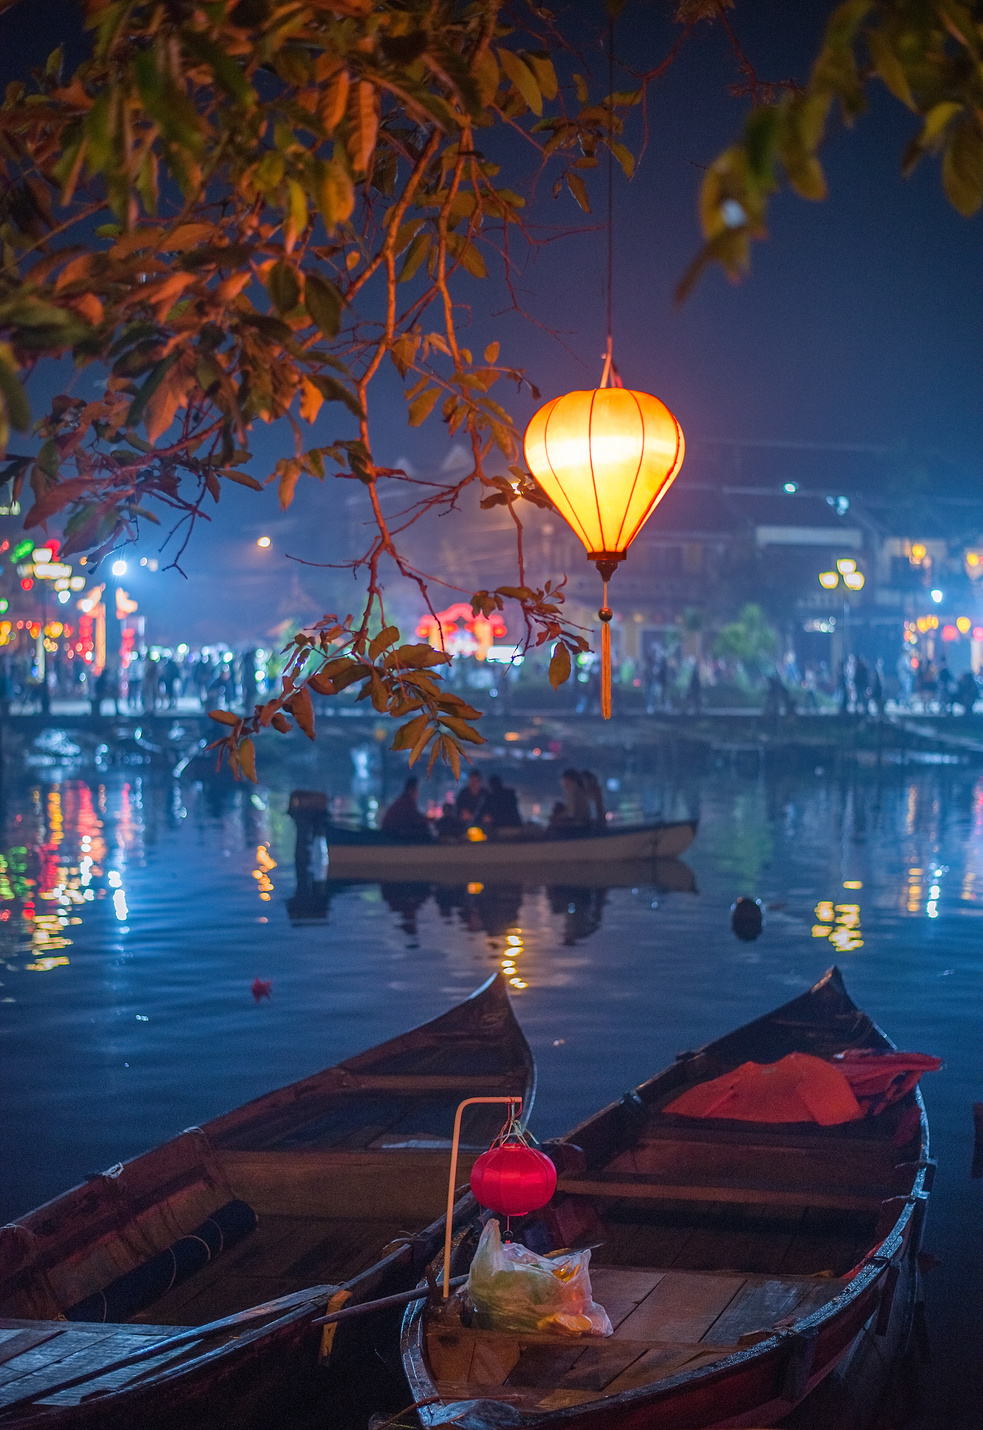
0 976 533 1430
401 967 932 1430
324 820 697 878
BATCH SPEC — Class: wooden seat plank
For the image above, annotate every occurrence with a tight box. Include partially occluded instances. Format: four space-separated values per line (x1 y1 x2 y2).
557 1171 886 1213
614 1271 746 1344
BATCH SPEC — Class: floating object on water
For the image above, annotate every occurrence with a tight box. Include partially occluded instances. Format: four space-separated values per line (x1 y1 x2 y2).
251 977 273 1001
731 896 763 940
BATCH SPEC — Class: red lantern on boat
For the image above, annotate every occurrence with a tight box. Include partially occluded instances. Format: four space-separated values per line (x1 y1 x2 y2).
470 1141 557 1217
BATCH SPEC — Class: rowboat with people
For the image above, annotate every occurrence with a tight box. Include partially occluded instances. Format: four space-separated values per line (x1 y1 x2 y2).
0 975 532 1429
402 967 937 1429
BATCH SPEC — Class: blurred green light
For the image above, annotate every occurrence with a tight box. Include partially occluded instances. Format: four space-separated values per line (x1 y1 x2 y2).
11 539 34 562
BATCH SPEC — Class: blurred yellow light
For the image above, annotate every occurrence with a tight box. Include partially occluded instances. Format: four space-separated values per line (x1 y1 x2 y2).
911 543 927 563
504 732 520 741
466 826 487 842
967 552 980 567
467 882 484 895
843 571 865 590
836 558 856 575
45 622 63 637
957 616 972 634
818 571 839 589
843 880 863 889
257 536 271 548
812 924 833 937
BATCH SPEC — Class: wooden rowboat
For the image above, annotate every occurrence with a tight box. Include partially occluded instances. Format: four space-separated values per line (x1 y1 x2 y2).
0 974 533 1429
318 820 698 880
402 967 933 1429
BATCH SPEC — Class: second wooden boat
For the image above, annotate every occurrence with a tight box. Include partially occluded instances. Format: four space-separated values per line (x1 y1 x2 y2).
403 967 933 1429
0 974 533 1429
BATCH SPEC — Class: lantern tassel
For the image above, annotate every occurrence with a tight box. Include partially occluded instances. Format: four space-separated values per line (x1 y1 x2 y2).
600 583 612 721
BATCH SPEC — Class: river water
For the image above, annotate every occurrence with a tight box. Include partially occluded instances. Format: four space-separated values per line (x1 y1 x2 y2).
0 741 980 1426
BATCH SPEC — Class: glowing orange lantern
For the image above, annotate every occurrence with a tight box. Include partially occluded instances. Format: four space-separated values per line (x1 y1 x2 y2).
470 1141 557 1220
524 383 684 717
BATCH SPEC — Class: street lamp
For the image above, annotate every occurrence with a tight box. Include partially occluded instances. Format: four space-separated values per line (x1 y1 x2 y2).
931 589 943 604
819 571 839 589
111 559 127 577
257 536 271 548
843 571 865 591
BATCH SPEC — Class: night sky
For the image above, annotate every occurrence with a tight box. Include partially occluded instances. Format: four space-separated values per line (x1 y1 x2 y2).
2 2 981 643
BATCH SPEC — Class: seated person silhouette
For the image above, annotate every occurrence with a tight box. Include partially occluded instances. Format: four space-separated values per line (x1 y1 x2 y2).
480 774 522 831
381 777 432 840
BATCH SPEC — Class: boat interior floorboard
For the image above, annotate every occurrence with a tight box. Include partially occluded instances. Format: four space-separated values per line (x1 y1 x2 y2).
127 1215 409 1325
427 1266 846 1413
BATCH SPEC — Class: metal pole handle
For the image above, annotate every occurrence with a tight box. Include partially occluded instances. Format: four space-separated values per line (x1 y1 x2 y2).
443 1095 522 1298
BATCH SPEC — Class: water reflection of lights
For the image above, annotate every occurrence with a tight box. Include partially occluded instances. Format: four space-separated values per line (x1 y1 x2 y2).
812 901 863 951
253 844 276 902
0 780 123 975
500 927 528 989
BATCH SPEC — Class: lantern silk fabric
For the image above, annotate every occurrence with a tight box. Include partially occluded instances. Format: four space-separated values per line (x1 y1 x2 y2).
523 387 684 558
470 1142 558 1217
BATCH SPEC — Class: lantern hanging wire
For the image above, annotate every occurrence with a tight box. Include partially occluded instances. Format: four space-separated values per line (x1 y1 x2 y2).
598 10 617 715
522 12 685 721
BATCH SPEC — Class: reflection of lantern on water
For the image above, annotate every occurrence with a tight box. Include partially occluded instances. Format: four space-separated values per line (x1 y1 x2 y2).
416 602 507 661
524 383 684 718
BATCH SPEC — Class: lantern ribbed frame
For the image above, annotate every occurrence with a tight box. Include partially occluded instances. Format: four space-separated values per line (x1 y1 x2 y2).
523 387 684 560
469 1142 557 1217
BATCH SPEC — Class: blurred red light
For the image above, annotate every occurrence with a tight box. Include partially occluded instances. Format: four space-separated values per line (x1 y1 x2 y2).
942 625 958 642
974 627 983 641
20 578 32 591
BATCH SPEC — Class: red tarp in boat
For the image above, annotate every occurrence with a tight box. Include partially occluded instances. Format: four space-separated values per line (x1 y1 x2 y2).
663 1048 941 1126
833 1049 943 1115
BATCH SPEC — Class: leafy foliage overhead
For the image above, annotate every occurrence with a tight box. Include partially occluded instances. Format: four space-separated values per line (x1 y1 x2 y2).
682 0 983 298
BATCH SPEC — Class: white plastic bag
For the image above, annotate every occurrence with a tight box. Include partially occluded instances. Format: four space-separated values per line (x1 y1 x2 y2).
464 1218 613 1338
